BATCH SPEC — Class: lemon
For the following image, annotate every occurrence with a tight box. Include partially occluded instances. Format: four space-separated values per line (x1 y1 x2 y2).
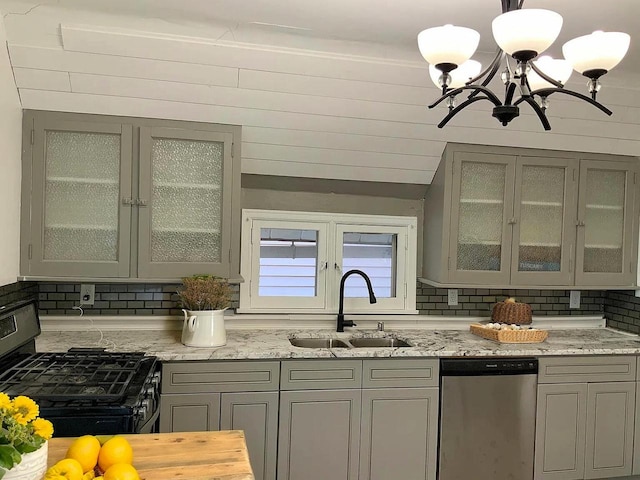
45 458 84 480
97 436 134 472
66 435 102 473
96 435 114 446
103 463 139 480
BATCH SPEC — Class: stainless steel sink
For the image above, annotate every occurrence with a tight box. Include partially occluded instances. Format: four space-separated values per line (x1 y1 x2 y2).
348 338 411 348
289 337 411 348
289 338 351 348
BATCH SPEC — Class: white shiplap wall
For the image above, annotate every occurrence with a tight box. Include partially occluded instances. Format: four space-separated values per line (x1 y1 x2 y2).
3 7 640 185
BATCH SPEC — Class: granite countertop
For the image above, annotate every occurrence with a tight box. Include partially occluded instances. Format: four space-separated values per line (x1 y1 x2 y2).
35 327 640 361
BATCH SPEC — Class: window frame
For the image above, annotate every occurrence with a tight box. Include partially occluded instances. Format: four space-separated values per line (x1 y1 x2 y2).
239 209 417 314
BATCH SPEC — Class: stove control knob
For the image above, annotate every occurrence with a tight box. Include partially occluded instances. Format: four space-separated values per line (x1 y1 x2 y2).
151 372 161 386
144 386 155 398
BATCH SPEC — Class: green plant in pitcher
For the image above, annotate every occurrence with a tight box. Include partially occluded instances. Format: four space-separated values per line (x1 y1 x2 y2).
177 275 232 311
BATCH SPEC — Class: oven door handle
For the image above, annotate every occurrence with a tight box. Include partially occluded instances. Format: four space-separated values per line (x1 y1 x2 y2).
136 405 161 434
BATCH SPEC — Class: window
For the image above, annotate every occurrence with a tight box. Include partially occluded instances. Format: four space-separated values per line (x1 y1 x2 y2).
240 210 417 313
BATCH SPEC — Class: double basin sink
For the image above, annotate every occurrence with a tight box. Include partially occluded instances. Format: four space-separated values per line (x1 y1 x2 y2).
290 337 411 349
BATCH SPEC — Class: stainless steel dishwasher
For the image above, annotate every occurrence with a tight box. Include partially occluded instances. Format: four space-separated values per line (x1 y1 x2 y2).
438 358 538 480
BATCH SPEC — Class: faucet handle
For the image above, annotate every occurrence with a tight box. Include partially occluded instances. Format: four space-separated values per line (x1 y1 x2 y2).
377 322 385 332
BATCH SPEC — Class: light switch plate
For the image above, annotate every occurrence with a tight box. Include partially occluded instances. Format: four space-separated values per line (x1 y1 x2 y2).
80 284 95 306
569 290 580 309
448 289 459 306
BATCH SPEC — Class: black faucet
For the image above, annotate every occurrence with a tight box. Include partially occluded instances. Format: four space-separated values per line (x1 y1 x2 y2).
337 269 377 332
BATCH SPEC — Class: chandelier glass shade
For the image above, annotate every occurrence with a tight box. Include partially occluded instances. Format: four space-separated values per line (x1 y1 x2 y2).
417 0 630 130
562 31 631 74
417 24 480 68
491 9 563 58
429 60 483 89
527 56 573 91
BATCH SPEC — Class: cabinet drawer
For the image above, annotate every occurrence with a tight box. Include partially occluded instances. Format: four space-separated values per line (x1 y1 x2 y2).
363 359 439 388
162 361 280 393
280 360 362 390
538 356 636 384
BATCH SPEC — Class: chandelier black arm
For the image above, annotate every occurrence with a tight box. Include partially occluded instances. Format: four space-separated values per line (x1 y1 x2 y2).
428 85 502 109
529 62 564 88
519 88 613 116
505 82 518 105
436 96 494 128
517 96 552 130
467 48 503 87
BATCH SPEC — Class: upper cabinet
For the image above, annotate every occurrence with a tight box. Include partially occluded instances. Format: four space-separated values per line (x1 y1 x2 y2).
422 143 639 289
20 111 241 281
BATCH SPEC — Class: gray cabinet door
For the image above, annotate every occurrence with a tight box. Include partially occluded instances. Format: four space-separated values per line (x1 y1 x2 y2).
220 392 278 480
22 113 133 277
584 382 635 479
510 156 579 286
449 151 516 285
575 159 637 286
159 393 220 433
359 388 438 480
137 126 235 278
278 389 361 480
535 383 587 480
633 382 640 476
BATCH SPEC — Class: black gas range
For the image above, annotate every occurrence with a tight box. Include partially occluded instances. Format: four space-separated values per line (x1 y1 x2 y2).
0 299 160 437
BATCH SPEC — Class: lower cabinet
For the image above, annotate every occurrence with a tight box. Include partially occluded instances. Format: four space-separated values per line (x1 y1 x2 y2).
159 361 280 480
277 359 439 480
359 388 438 480
220 392 279 480
535 356 637 480
159 392 220 432
278 389 362 480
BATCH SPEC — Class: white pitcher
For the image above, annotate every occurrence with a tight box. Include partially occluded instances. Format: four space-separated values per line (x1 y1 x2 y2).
181 309 227 347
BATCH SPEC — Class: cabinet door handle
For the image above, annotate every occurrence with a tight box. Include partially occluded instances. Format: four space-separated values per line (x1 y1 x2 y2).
122 197 134 205
135 198 148 207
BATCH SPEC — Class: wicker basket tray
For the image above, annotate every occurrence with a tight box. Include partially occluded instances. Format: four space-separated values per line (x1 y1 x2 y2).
491 300 532 325
470 324 548 344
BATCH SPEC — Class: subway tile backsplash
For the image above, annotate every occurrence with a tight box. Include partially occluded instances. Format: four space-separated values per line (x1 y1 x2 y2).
34 280 605 318
37 283 240 316
416 284 605 317
604 290 640 334
6 280 637 336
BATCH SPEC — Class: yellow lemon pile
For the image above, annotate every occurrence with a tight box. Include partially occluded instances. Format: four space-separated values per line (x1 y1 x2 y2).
45 435 139 480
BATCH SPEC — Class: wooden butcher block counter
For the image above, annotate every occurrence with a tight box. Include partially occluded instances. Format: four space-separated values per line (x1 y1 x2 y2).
48 430 255 480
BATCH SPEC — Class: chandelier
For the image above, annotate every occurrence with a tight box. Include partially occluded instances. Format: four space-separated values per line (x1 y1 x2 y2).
417 0 630 130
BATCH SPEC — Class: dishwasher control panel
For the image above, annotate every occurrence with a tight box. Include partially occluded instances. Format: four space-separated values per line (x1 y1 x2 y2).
440 357 538 375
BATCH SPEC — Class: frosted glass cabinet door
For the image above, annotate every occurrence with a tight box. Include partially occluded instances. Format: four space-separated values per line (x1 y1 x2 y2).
25 118 133 277
449 152 516 284
575 160 636 286
511 157 578 286
137 127 234 278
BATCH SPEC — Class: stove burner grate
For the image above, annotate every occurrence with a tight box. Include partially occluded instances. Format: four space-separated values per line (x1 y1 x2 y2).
0 351 146 401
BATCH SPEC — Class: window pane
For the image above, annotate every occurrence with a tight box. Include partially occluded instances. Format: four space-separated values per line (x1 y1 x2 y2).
259 228 318 297
342 232 396 298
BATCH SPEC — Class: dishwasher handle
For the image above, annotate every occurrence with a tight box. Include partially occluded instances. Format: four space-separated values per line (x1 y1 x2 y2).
440 357 538 376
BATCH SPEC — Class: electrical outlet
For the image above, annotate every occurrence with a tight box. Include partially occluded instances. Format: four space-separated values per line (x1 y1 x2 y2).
570 290 580 309
447 289 459 306
80 284 95 306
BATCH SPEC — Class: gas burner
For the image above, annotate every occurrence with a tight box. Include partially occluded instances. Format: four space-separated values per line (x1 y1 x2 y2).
81 386 107 395
67 375 88 384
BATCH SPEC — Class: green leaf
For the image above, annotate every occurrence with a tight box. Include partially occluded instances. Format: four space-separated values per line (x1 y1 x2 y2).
0 444 21 471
